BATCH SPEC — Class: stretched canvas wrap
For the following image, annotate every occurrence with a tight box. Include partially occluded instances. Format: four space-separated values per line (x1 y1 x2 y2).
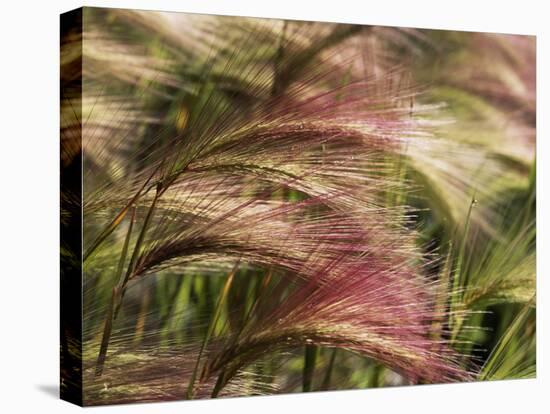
60 6 536 407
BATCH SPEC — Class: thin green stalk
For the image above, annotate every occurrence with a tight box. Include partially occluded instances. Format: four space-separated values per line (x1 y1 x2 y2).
211 269 273 398
158 275 185 331
114 187 160 318
96 185 159 376
320 349 338 390
455 194 477 287
95 287 117 377
431 241 453 343
211 369 228 399
303 344 319 392
451 194 477 341
210 270 273 398
187 261 240 400
95 206 136 376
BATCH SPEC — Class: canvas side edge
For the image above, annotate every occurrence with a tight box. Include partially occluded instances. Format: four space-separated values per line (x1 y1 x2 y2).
60 7 84 407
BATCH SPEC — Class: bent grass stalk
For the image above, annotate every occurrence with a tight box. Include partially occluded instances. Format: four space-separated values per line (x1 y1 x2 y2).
478 296 535 380
211 269 273 398
187 261 241 400
95 206 136 376
95 185 160 376
84 166 159 262
115 184 163 318
450 194 477 342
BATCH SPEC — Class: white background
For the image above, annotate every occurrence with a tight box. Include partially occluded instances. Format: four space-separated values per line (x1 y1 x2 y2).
0 0 547 412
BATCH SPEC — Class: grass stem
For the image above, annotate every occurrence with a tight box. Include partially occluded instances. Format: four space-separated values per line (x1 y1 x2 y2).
186 261 240 399
321 349 338 390
95 206 136 376
303 345 319 392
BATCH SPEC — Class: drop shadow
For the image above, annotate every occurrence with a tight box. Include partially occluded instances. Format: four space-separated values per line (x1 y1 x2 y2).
36 384 59 399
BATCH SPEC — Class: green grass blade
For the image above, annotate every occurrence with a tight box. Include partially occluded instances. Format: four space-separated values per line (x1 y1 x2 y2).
303 345 319 392
187 261 240 399
479 297 535 380
320 349 338 390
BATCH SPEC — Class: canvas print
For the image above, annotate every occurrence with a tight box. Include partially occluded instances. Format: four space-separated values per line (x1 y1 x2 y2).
60 7 536 406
